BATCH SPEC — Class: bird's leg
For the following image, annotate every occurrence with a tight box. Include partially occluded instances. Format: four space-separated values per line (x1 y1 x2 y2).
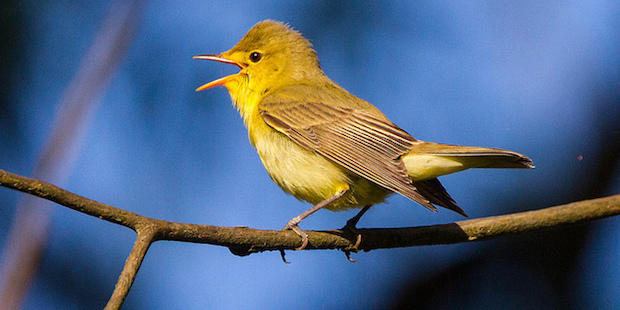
283 189 347 250
343 205 371 249
345 205 371 229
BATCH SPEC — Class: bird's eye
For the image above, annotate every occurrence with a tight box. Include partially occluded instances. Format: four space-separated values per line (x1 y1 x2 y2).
249 51 263 63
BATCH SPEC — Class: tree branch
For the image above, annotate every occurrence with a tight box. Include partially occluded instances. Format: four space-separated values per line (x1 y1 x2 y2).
2 168 619 251
105 225 155 310
1 168 619 308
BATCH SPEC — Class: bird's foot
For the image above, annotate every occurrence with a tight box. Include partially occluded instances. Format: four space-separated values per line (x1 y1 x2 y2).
341 206 370 251
340 224 362 263
341 222 363 251
283 220 309 251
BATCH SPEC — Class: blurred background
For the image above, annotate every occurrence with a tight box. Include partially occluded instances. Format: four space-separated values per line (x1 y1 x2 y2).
1 1 619 309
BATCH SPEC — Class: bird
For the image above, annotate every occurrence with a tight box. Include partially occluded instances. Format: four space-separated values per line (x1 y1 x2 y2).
194 20 533 250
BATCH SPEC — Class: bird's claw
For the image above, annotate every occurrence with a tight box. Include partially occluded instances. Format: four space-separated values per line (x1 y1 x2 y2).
352 233 362 249
283 222 309 251
279 249 291 264
344 251 358 262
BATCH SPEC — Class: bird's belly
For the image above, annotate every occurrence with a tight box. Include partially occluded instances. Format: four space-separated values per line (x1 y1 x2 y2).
251 128 391 210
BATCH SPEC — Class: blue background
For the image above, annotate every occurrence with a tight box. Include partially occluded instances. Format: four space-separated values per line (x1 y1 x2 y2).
1 1 619 309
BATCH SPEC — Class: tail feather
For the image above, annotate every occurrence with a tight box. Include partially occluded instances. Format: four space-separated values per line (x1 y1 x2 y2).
409 142 533 168
404 142 533 181
404 142 532 216
413 178 467 217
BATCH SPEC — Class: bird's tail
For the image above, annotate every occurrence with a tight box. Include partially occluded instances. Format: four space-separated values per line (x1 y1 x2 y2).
403 142 533 182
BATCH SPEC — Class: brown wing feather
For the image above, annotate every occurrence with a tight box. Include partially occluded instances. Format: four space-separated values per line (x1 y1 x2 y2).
259 91 437 211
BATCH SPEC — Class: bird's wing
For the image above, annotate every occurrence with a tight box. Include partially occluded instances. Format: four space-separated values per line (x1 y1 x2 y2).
259 86 436 211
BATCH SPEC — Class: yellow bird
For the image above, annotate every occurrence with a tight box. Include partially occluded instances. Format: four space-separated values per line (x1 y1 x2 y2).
194 20 533 249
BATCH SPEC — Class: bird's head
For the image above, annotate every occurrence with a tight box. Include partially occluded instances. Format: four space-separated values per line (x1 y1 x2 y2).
194 20 324 95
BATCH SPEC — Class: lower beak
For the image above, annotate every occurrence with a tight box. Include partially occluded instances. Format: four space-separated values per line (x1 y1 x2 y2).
193 54 245 91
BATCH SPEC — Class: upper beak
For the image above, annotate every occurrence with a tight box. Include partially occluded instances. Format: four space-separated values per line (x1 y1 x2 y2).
193 54 245 91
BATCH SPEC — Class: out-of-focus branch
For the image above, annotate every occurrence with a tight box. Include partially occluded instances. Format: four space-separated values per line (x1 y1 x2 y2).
0 1 146 309
1 168 619 308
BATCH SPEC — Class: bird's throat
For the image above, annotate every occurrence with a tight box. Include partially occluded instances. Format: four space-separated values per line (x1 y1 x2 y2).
226 79 265 134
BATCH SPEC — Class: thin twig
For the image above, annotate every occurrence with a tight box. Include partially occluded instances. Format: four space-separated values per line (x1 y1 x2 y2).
105 225 156 310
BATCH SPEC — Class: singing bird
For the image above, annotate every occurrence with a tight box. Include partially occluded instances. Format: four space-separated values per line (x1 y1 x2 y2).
194 20 533 249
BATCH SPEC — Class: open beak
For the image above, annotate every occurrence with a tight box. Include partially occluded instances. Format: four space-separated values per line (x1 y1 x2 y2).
193 54 245 91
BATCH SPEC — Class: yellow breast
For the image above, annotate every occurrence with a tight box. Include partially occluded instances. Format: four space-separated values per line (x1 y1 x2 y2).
247 102 351 204
225 80 391 210
252 121 392 210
